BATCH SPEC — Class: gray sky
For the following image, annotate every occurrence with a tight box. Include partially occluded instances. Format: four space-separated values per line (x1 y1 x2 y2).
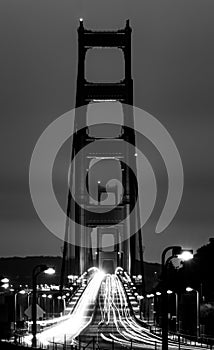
0 0 214 262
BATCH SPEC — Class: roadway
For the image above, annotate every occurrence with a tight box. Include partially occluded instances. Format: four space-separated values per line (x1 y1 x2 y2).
23 269 207 349
23 269 105 348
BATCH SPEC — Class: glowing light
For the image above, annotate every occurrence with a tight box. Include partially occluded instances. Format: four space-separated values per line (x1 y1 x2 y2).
51 285 60 290
167 290 173 294
1 278 9 283
87 267 99 273
19 290 26 295
156 292 161 296
186 287 193 292
23 270 168 348
92 99 116 102
2 283 9 289
23 270 105 347
177 250 193 261
44 267 55 275
146 293 154 298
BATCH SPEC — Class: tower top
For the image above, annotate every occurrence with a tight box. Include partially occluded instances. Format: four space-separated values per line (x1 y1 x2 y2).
78 19 131 33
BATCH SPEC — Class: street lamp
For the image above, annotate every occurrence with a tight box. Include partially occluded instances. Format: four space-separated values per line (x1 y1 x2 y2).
186 287 200 339
161 246 193 350
146 294 154 324
155 292 162 327
14 289 28 330
32 265 55 348
1 277 10 289
1 277 9 283
166 289 179 334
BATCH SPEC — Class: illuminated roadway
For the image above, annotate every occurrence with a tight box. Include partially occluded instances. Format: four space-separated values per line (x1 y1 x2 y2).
81 274 206 350
24 269 206 349
24 270 105 348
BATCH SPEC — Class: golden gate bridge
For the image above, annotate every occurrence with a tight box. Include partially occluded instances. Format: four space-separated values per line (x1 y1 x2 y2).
18 20 207 350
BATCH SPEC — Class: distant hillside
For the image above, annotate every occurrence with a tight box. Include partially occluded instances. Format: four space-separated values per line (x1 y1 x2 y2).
0 256 160 292
0 256 62 288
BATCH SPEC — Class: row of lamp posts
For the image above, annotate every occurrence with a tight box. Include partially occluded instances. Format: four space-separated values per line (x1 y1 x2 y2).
161 246 194 350
2 250 197 349
137 246 195 350
32 265 56 348
145 286 200 337
1 265 56 348
124 246 195 350
31 248 197 350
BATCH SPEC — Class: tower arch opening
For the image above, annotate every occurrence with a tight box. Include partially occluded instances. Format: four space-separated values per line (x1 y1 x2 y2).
85 48 124 83
86 101 124 138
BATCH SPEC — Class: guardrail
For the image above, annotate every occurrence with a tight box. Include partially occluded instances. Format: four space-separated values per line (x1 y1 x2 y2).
6 332 214 350
151 327 214 349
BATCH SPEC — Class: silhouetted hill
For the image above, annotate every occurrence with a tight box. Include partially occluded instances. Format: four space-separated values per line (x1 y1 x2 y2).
0 256 160 291
0 256 62 287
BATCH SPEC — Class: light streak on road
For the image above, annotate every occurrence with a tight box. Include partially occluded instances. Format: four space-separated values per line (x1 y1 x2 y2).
99 274 206 350
23 269 207 350
24 270 105 347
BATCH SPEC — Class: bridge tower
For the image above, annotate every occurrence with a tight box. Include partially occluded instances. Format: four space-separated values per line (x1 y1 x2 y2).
60 20 145 290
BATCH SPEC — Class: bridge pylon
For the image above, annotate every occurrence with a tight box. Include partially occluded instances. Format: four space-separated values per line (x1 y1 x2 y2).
60 20 145 293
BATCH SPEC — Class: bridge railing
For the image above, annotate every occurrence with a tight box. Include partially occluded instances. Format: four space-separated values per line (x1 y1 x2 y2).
150 327 214 349
45 337 162 350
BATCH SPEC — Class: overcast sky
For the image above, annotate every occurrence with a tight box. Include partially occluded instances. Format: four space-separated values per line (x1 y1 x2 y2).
1 0 214 263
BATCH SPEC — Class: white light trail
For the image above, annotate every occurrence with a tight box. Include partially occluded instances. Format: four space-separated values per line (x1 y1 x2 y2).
24 270 105 347
98 273 204 350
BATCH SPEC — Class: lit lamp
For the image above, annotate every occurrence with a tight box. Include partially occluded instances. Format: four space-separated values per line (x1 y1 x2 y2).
178 251 193 261
1 277 9 289
32 265 55 348
186 286 200 338
155 291 162 326
161 246 193 350
146 293 154 323
14 289 29 330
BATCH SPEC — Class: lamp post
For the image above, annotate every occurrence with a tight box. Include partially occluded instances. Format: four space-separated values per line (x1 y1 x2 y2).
32 265 55 348
146 294 154 324
14 289 28 330
155 292 161 327
161 246 193 350
186 287 200 339
175 291 179 334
